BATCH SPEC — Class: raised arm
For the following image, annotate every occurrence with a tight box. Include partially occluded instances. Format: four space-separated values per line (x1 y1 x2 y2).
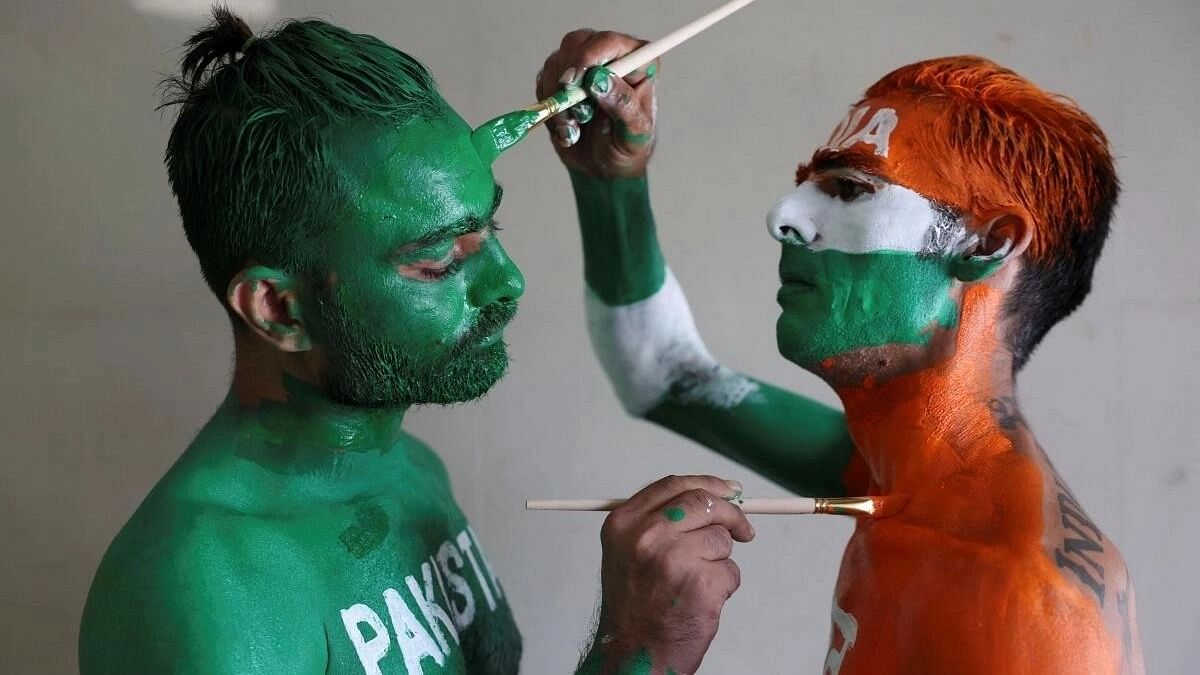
537 31 859 497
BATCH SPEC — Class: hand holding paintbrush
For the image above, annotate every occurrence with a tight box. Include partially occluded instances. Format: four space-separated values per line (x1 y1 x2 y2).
471 0 762 164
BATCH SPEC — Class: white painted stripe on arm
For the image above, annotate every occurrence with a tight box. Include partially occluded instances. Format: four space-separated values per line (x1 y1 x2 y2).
586 269 758 416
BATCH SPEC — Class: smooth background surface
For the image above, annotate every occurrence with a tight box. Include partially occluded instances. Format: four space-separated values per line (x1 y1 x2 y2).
3 0 1198 672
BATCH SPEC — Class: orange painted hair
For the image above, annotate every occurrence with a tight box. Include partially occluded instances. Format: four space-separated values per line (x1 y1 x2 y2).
864 56 1118 370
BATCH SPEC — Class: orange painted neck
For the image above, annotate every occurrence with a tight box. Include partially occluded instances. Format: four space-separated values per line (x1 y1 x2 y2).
834 284 1019 493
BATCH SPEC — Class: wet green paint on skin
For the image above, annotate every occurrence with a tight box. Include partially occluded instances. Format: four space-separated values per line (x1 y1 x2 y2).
614 119 653 147
569 171 665 305
571 100 596 124
664 506 686 522
318 114 524 406
471 108 542 165
586 66 614 94
645 62 657 80
775 244 960 367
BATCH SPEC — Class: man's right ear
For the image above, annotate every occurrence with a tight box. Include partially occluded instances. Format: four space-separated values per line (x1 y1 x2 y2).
226 266 312 352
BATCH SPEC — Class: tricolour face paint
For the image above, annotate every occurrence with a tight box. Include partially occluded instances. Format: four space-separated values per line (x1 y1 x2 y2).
766 170 964 368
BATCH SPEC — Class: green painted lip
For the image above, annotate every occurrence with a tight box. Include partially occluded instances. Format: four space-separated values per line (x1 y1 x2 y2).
776 283 817 307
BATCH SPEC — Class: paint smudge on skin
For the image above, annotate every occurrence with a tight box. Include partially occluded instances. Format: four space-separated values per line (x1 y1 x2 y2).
339 502 390 558
614 119 653 146
663 506 686 522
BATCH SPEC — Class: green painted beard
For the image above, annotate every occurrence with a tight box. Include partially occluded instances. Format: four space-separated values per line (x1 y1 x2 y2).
315 292 518 408
775 244 960 367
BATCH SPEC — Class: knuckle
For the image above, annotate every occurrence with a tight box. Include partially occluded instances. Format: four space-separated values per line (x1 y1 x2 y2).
562 29 594 47
724 559 742 596
686 488 713 511
659 475 687 495
601 511 625 541
631 527 658 561
708 528 733 557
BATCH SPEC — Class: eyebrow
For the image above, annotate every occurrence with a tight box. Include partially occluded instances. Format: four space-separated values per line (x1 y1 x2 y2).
397 183 504 253
808 150 887 177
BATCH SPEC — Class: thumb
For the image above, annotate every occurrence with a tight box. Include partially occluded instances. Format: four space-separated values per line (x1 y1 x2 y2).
583 65 655 154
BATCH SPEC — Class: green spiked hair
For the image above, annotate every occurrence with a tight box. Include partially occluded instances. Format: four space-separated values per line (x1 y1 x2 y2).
161 7 447 307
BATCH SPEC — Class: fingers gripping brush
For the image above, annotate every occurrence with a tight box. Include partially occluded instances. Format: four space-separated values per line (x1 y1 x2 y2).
470 0 762 164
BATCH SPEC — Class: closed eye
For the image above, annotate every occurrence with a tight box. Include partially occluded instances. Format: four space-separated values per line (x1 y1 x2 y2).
817 175 876 202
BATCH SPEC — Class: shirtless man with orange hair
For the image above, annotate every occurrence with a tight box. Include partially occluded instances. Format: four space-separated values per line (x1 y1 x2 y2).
536 30 1145 674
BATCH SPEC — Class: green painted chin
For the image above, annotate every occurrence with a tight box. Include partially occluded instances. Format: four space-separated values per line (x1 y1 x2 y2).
774 245 960 367
315 292 517 408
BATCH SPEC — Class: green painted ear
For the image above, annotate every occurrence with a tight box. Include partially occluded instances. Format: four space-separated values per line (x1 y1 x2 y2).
950 212 1030 283
227 265 312 351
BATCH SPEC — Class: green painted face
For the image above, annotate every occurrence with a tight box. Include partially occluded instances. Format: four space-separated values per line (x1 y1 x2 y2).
766 172 961 367
306 111 525 407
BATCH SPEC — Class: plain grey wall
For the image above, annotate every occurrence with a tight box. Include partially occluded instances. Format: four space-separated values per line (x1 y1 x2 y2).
3 0 1198 672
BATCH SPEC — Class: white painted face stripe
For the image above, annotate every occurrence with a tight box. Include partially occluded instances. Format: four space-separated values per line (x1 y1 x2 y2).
586 269 758 416
766 181 949 255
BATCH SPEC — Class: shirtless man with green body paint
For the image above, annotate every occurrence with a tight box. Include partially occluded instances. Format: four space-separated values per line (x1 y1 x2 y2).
79 12 754 675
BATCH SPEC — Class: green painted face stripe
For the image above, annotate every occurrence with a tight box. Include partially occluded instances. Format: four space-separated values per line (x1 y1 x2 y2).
776 245 960 366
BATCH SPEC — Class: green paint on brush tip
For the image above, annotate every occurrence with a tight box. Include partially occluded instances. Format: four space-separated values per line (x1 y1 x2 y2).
550 88 575 107
664 506 686 522
471 108 541 165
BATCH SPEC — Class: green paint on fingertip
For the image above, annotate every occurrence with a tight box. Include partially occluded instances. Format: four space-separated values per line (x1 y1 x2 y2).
645 62 657 79
571 101 595 124
471 108 541 165
664 506 686 522
585 66 613 94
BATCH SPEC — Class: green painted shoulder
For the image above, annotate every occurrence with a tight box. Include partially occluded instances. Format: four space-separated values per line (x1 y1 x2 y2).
400 431 452 489
80 495 327 674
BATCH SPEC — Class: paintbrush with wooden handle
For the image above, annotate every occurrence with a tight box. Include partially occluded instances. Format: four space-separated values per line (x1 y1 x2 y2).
472 0 762 163
526 495 909 518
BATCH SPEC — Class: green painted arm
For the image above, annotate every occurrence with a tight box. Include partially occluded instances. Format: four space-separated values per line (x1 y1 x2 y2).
571 170 856 497
570 169 665 306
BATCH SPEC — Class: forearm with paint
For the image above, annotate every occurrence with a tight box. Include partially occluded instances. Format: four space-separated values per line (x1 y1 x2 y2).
570 169 666 305
576 642 663 675
572 170 757 417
